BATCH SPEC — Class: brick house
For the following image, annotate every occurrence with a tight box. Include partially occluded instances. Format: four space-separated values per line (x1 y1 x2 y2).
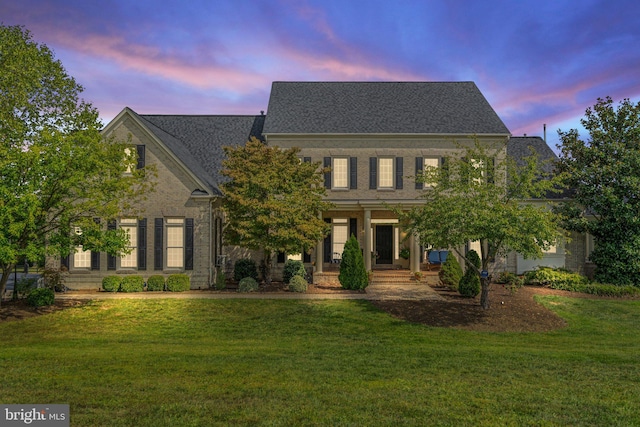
60 81 589 289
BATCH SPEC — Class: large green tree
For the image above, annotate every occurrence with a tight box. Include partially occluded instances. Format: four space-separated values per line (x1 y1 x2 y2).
557 97 640 285
221 138 332 283
399 139 563 309
0 25 153 301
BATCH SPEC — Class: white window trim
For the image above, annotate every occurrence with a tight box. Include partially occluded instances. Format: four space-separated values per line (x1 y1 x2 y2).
72 226 91 269
423 157 440 187
332 218 349 256
166 218 185 269
378 157 394 189
120 218 137 269
332 157 349 189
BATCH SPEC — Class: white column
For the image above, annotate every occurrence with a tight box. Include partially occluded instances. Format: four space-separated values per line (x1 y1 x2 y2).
316 212 324 274
410 233 421 272
364 209 372 271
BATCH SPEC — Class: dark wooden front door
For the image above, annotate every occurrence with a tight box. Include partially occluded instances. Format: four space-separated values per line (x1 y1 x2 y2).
376 225 393 265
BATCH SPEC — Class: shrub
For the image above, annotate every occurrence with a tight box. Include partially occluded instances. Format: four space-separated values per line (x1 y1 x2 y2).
238 277 259 292
15 277 38 299
339 235 368 290
166 274 190 292
214 268 227 290
495 271 523 294
102 276 121 292
120 275 144 292
283 259 306 284
459 249 481 298
523 267 588 288
234 258 258 282
26 288 55 307
439 254 463 291
146 275 165 291
288 275 308 293
42 267 67 292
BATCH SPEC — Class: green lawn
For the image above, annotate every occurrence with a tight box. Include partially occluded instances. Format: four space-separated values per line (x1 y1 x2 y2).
1 296 639 426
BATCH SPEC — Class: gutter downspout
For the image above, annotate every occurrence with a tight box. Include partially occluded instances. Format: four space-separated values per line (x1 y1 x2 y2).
208 199 213 288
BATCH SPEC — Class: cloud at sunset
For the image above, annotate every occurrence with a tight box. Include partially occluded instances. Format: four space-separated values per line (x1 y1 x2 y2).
2 0 639 150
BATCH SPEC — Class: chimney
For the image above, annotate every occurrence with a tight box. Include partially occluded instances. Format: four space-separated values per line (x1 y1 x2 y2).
543 124 547 142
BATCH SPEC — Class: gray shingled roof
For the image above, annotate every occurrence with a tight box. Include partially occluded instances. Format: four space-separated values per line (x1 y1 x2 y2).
262 81 510 135
134 112 265 195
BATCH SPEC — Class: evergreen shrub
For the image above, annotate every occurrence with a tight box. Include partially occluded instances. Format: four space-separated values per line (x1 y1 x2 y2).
146 275 165 291
234 259 258 282
26 288 55 307
459 249 481 298
238 277 259 292
102 276 121 292
283 259 306 284
214 268 226 290
288 275 308 293
166 274 190 292
338 235 368 290
439 254 463 291
120 275 144 292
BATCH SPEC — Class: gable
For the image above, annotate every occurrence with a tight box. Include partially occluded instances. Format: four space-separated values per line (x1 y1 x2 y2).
263 81 510 135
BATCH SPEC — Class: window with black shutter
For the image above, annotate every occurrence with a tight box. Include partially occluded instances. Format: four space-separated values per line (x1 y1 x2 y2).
154 218 163 270
91 218 101 270
369 157 377 189
185 218 194 270
323 157 331 189
395 157 403 189
415 157 423 189
107 220 116 270
136 145 145 169
138 218 147 270
349 157 357 189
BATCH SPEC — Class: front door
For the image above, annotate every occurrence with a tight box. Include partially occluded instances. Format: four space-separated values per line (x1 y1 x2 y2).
375 225 393 265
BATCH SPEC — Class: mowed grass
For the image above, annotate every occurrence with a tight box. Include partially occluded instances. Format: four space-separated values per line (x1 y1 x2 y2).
1 296 640 426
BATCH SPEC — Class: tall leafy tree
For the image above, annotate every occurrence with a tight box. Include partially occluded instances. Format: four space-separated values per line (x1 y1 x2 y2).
398 139 563 309
557 97 640 285
0 25 154 302
221 138 332 283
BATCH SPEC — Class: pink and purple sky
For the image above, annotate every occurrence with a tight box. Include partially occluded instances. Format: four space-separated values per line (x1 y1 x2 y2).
3 0 640 150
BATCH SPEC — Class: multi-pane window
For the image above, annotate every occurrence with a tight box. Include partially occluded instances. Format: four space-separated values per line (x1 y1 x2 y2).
471 159 485 184
333 158 348 189
378 158 394 188
332 218 349 255
73 227 91 268
120 218 137 268
166 218 184 268
423 158 440 187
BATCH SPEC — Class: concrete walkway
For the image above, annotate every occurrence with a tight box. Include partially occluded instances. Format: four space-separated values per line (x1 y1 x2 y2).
55 282 443 302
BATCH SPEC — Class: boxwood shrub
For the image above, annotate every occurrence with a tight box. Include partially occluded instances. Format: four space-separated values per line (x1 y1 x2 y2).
120 275 144 292
102 276 121 292
146 275 165 291
234 259 258 282
238 277 259 293
26 288 55 307
166 274 190 292
283 259 306 284
288 275 308 293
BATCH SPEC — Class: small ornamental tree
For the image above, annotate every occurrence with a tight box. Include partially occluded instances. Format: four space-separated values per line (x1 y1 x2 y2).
557 97 640 285
398 138 563 309
338 235 368 290
459 249 481 298
439 253 463 291
221 138 332 284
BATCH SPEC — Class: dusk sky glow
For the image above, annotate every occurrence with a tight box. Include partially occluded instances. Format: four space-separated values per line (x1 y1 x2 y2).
3 0 640 151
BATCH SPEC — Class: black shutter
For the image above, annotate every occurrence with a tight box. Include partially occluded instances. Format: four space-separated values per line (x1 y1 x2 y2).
303 156 311 163
395 157 403 189
277 252 285 263
349 218 357 239
138 218 147 270
91 218 100 270
349 157 357 189
303 252 311 263
415 157 423 189
324 157 331 189
185 218 194 270
487 157 495 184
154 218 163 270
369 157 377 189
61 255 69 269
107 220 116 270
323 218 332 263
136 145 145 169
441 157 448 185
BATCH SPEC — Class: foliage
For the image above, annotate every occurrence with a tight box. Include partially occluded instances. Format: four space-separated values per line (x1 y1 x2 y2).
221 138 332 283
399 247 410 260
102 276 121 292
120 275 144 292
495 271 523 294
42 267 67 292
146 275 165 291
283 259 306 284
338 235 369 290
25 287 54 307
523 267 588 288
166 274 190 292
439 253 463 291
14 277 38 299
238 277 259 293
557 97 640 285
398 138 563 308
288 275 308 293
0 25 155 303
459 250 481 298
233 258 258 282
214 268 226 290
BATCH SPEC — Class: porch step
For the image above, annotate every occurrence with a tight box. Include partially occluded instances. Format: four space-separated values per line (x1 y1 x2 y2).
313 270 439 286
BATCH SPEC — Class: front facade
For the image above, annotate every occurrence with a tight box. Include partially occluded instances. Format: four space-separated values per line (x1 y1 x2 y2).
58 81 591 289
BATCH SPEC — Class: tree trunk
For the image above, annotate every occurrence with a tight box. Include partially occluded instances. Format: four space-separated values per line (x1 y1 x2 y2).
480 277 491 309
262 252 272 285
0 265 15 308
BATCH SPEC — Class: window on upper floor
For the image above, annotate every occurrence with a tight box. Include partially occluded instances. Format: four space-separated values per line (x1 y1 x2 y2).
415 156 444 189
370 157 403 190
324 157 357 190
124 145 146 174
